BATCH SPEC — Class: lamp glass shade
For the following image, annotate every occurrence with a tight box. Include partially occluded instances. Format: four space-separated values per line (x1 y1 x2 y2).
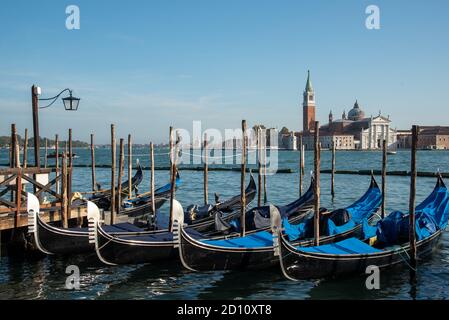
62 96 80 111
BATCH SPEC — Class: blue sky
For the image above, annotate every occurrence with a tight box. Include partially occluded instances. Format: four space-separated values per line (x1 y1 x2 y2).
0 0 448 143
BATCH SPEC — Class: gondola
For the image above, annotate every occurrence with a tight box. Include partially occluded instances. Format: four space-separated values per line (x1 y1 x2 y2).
26 173 180 255
89 182 311 266
177 175 381 271
89 160 144 210
27 172 249 256
182 172 258 233
275 174 449 280
27 193 148 255
120 171 181 218
89 198 195 265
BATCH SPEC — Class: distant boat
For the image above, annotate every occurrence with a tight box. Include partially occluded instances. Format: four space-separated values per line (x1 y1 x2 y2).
387 150 397 155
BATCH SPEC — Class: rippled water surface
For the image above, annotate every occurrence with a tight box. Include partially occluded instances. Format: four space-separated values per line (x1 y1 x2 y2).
1 148 449 299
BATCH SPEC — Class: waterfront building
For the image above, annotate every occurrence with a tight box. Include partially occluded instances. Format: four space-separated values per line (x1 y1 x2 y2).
278 130 297 150
300 71 397 150
396 130 412 149
396 126 449 150
302 70 316 134
418 126 449 150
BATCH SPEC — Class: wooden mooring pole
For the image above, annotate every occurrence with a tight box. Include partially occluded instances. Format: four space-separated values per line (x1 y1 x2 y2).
11 124 16 168
110 124 116 224
22 128 28 192
314 121 321 246
168 127 176 232
117 138 125 215
31 85 40 168
382 139 387 218
257 128 262 207
150 142 156 215
44 138 48 168
128 134 132 199
203 133 209 205
331 140 336 198
23 129 28 168
240 120 247 237
13 130 21 226
68 129 73 207
299 134 303 197
10 124 17 202
55 134 59 194
90 134 96 191
409 125 419 271
61 150 68 228
263 132 267 204
169 127 174 181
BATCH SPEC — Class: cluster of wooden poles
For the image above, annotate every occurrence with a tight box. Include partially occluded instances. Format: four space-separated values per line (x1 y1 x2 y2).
7 124 74 228
5 119 421 271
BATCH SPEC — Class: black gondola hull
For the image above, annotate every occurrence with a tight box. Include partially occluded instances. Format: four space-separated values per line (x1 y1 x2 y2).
96 227 176 265
121 197 167 218
35 217 92 254
278 230 441 280
178 217 365 271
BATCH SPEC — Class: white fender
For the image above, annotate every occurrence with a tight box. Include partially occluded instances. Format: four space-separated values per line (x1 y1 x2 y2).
87 200 116 266
269 204 282 257
27 193 40 235
171 199 184 249
87 200 100 244
27 193 53 255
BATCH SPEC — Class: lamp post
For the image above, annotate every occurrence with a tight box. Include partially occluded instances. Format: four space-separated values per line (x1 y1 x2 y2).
31 85 80 168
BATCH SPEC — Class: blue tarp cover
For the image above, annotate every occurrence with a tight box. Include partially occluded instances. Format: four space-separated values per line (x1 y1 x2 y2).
297 237 383 255
202 231 273 248
283 183 381 241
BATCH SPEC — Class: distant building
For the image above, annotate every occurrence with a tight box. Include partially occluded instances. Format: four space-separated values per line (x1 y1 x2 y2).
418 126 449 150
266 128 279 149
396 130 412 149
278 130 297 150
299 71 397 150
303 70 316 134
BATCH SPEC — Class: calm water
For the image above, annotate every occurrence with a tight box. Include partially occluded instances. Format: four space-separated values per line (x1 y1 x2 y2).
1 148 449 299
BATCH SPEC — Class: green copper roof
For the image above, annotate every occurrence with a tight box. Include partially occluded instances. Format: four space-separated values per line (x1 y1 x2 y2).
305 70 313 92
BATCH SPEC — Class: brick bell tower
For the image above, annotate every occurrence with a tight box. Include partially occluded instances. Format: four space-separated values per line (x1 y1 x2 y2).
303 70 316 133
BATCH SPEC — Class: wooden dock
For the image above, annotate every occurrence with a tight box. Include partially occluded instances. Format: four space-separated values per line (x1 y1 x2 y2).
0 204 87 231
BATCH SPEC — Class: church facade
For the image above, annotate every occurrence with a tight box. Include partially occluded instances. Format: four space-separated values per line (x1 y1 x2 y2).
300 71 397 150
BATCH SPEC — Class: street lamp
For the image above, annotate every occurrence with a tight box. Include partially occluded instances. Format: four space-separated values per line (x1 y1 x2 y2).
31 85 81 167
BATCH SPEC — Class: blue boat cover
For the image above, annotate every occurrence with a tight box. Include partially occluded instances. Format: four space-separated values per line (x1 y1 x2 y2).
328 219 356 235
345 185 382 224
362 217 377 239
126 176 181 204
416 183 449 229
225 180 314 233
202 231 273 248
363 181 449 245
297 237 383 255
283 183 381 241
